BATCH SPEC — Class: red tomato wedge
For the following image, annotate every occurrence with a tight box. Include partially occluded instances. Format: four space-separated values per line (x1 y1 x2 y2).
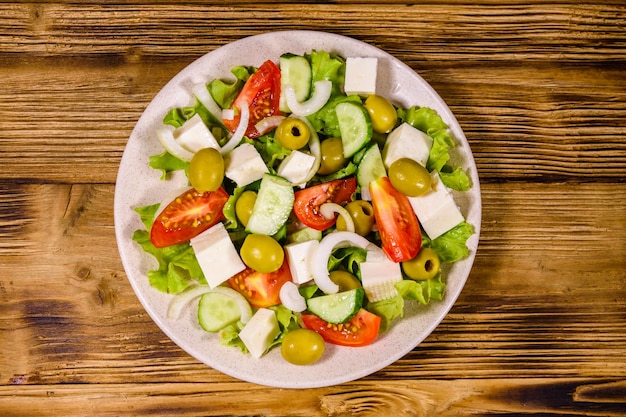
301 309 381 347
222 60 281 139
369 177 421 262
228 259 292 309
150 188 229 248
293 178 357 231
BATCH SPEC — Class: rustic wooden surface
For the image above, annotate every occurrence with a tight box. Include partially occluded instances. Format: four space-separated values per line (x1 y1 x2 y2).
1 1 625 416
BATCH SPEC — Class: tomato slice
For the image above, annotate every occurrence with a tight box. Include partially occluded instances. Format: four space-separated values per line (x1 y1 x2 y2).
228 258 292 309
293 178 357 231
223 60 281 139
150 187 229 248
369 176 421 262
301 309 381 347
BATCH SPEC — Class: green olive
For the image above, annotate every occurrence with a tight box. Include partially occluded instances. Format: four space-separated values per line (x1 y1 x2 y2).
336 200 375 236
235 190 257 227
189 147 225 192
318 137 348 175
275 117 310 150
364 95 398 134
329 270 362 292
388 158 432 197
240 234 284 273
281 328 325 365
402 248 440 281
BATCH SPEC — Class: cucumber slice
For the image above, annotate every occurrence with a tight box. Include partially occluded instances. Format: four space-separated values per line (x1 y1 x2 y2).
357 144 387 200
197 291 241 332
336 102 372 158
286 226 322 244
306 288 365 324
279 54 312 113
246 174 295 236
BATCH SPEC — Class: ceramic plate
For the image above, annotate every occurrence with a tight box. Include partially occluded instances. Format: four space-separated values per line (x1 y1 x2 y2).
114 30 481 388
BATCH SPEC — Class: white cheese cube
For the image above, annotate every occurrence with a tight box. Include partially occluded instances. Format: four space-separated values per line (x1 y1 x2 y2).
285 239 319 285
277 150 317 186
174 114 221 153
382 123 433 169
408 172 465 240
224 143 269 187
190 222 246 288
344 57 378 96
238 308 281 359
360 251 403 302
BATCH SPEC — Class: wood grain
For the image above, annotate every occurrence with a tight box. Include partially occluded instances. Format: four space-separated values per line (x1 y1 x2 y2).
1 2 625 415
0 4 624 183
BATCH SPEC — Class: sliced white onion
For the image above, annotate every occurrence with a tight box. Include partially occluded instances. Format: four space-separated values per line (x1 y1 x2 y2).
155 126 194 162
294 115 321 184
210 286 253 324
312 231 371 294
167 284 212 320
279 281 307 313
222 108 235 121
284 80 332 116
192 83 222 118
167 284 253 324
255 115 285 135
320 202 355 233
220 102 249 154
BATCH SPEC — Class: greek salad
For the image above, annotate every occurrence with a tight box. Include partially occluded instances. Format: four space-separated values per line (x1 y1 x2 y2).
132 50 474 365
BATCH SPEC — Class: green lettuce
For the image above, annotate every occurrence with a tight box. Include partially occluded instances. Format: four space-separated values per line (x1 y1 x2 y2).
439 165 471 191
207 65 255 109
423 221 475 263
163 97 224 133
367 295 404 333
396 273 446 305
149 151 189 180
397 106 454 172
307 94 363 137
251 135 291 172
307 50 345 90
132 204 206 294
328 246 368 277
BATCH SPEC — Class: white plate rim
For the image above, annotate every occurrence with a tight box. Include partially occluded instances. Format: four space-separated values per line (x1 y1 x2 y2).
114 30 482 389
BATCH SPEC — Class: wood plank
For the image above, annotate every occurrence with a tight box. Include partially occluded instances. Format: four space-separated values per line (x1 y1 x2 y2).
0 379 625 416
0 59 624 183
0 182 624 385
1 3 624 61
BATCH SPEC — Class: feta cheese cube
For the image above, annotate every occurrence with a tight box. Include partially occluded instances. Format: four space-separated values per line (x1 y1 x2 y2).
190 222 246 288
277 150 317 186
344 57 378 96
382 123 433 168
224 143 269 187
285 239 319 285
408 172 465 240
174 114 221 153
238 308 281 359
360 250 403 302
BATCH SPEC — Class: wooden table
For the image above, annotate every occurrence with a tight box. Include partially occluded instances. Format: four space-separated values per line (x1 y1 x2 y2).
1 2 625 415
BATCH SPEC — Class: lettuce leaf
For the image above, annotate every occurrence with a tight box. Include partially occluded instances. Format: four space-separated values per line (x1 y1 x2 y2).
396 274 446 305
132 205 206 294
397 106 455 172
423 221 475 263
307 50 345 90
207 65 255 109
251 135 291 172
307 94 362 137
149 151 189 180
439 165 471 191
367 295 404 333
162 97 224 132
328 246 368 277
